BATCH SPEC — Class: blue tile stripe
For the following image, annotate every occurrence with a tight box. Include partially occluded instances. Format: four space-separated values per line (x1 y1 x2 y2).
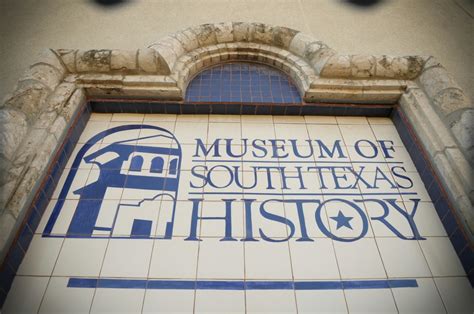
392 107 474 287
90 100 394 116
67 278 418 290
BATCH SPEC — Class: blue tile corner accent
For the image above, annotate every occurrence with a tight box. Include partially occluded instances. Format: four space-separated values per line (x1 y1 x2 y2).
0 289 6 310
0 265 15 301
5 244 24 273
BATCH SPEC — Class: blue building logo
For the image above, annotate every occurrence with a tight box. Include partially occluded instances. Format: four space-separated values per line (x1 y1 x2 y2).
43 125 182 239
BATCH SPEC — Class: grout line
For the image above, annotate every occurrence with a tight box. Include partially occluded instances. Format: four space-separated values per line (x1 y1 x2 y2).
35 236 66 314
365 121 400 313
88 235 111 314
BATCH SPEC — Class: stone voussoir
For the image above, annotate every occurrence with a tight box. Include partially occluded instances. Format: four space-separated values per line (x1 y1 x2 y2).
419 64 461 102
76 49 112 73
4 80 52 121
450 108 474 156
433 88 471 118
54 49 77 73
214 22 234 44
110 50 138 72
0 108 29 162
288 32 315 59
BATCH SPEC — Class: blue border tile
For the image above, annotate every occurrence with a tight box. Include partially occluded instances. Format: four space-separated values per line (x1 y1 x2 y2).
392 106 472 287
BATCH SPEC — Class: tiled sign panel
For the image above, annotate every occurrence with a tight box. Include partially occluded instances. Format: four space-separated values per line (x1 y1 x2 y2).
3 114 473 313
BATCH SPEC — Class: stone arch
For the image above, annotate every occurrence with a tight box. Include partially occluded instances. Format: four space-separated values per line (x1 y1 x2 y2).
147 22 326 98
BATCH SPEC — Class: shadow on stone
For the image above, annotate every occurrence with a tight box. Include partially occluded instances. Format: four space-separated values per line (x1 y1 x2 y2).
91 0 128 7
344 0 384 7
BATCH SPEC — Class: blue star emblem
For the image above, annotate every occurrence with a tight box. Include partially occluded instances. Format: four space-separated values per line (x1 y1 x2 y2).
330 211 353 230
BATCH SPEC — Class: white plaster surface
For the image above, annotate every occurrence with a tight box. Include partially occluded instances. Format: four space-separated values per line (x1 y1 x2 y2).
0 0 473 101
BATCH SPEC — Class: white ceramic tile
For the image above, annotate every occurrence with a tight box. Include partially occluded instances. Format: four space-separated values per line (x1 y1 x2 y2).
2 276 49 314
274 123 309 140
142 290 195 313
97 126 139 148
148 237 198 279
319 170 361 194
197 238 244 279
138 121 176 145
144 113 177 122
419 237 466 276
37 200 56 234
241 115 273 123
387 147 417 172
241 122 276 139
205 143 244 167
78 121 109 144
90 288 145 314
89 113 113 121
120 184 164 200
353 170 402 201
278 144 315 164
92 199 121 235
408 201 447 237
64 143 100 170
17 235 63 276
371 124 404 146
200 201 244 238
365 200 418 238
289 238 340 279
177 170 205 200
203 170 243 200
173 121 208 144
85 169 123 199
245 241 292 279
345 289 397 313
283 200 329 238
180 144 200 170
304 115 337 124
274 115 305 123
242 168 284 199
333 238 386 279
346 145 390 172
434 277 474 313
296 289 347 313
368 117 393 125
392 278 445 313
249 201 289 238
39 277 95 314
339 124 376 146
376 237 431 277
111 113 145 122
53 238 108 276
45 199 80 236
208 114 241 122
336 116 368 125
400 172 432 202
279 170 322 200
101 239 153 278
322 197 374 239
53 169 90 200
160 200 195 237
110 198 161 237
246 290 297 313
207 122 241 144
176 114 209 122
195 290 245 313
